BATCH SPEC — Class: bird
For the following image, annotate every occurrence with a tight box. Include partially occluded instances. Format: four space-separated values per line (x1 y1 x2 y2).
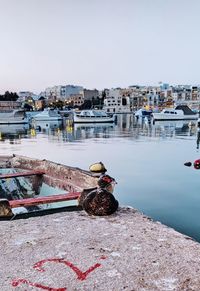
78 169 119 216
184 159 200 169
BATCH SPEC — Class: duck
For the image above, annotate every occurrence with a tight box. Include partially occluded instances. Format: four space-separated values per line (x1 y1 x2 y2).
79 172 118 216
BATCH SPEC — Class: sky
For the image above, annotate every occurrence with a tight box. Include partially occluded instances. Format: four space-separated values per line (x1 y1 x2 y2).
0 0 200 94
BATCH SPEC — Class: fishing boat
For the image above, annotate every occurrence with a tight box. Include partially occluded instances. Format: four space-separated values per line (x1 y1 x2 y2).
33 109 62 122
152 105 198 121
0 109 28 124
73 110 115 123
0 155 100 219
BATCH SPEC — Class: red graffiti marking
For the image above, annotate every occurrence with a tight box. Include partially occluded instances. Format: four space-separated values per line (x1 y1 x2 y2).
12 278 66 291
11 256 107 290
33 258 101 281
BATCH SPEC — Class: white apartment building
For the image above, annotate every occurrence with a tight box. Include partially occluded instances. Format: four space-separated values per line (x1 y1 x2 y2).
103 89 131 113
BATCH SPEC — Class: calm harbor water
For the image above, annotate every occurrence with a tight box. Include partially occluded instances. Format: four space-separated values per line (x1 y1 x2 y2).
1 114 200 241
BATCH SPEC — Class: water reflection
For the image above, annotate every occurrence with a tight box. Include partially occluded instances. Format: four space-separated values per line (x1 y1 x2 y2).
152 120 196 138
0 124 30 142
73 123 115 140
0 115 198 143
32 120 63 133
2 114 200 241
197 131 200 149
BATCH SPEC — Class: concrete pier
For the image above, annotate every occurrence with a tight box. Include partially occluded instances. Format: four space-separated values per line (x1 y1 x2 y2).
1 207 200 290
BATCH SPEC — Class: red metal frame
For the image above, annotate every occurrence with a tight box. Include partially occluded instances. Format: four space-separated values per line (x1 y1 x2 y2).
9 192 81 208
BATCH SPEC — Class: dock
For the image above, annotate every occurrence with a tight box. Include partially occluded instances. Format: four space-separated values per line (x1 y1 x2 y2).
1 207 200 290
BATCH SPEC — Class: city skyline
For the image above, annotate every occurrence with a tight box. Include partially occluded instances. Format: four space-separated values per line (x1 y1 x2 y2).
1 0 200 94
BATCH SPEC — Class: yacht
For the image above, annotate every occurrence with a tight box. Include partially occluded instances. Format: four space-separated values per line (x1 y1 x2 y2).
73 110 115 123
152 105 198 121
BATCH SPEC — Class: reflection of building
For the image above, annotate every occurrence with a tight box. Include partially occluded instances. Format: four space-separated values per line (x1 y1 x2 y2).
73 123 114 140
116 114 133 129
0 124 29 142
32 120 62 130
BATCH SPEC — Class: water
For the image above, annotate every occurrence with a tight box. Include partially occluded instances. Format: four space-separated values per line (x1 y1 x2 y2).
1 115 200 241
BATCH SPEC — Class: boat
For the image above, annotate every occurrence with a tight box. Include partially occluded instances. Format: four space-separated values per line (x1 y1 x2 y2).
134 108 152 118
0 155 118 219
33 109 62 122
0 154 100 218
73 110 116 123
152 105 198 121
0 109 28 124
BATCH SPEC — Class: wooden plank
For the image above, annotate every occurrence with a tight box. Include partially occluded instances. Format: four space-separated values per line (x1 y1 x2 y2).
0 170 45 179
9 192 81 208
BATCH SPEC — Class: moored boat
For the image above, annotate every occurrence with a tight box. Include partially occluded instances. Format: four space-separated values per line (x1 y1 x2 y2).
0 109 28 124
73 110 115 123
152 105 198 121
0 155 100 218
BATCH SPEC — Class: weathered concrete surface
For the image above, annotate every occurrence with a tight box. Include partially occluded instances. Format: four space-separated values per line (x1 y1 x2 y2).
1 207 200 290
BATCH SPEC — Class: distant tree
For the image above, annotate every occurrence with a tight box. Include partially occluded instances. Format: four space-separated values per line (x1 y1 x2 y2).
102 89 106 100
49 100 64 109
23 103 33 111
0 91 19 101
79 100 92 110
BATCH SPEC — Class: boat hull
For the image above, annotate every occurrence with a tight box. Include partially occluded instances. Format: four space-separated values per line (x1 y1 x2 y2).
0 155 99 192
73 114 115 123
33 117 62 121
152 113 198 121
0 119 28 124
73 117 115 123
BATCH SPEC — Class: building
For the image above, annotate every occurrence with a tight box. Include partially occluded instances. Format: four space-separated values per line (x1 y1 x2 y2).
18 91 38 102
68 94 84 107
103 89 131 113
83 89 99 100
0 101 22 110
44 85 84 101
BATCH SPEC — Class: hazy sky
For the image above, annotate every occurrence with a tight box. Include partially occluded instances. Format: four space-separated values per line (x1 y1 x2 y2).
0 0 200 93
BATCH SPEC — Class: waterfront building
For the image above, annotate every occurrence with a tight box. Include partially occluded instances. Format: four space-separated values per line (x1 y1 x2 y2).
68 94 84 107
103 88 131 113
0 101 22 110
18 91 38 102
44 85 84 101
83 89 99 100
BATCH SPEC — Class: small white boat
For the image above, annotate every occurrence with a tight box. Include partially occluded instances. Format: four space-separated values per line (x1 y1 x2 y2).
152 105 198 121
33 109 62 121
73 110 115 123
0 109 28 124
